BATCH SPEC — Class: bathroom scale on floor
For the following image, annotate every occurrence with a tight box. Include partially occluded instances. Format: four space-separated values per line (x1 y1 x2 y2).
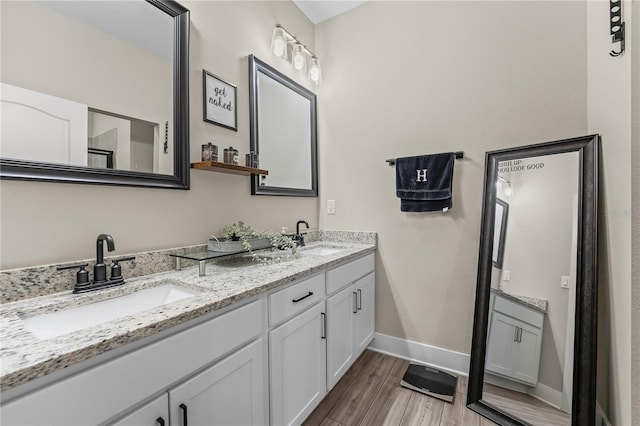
400 363 458 402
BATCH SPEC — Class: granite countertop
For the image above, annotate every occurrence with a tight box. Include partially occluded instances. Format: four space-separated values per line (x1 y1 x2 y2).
492 288 548 314
0 236 376 393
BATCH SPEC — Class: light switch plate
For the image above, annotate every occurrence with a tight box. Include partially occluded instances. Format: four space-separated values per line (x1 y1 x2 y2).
502 270 511 282
561 276 570 289
327 199 335 215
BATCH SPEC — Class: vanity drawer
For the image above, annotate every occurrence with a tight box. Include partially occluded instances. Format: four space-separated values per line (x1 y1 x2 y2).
326 253 375 295
269 273 325 326
493 294 543 328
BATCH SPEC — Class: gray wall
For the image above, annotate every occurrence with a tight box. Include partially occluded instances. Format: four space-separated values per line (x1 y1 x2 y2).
315 0 587 356
0 1 319 270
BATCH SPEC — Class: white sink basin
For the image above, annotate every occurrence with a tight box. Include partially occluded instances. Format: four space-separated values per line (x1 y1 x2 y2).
302 246 344 256
23 283 198 340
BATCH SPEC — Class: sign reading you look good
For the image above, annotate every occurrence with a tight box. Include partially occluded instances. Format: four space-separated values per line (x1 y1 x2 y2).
498 159 545 173
203 69 237 131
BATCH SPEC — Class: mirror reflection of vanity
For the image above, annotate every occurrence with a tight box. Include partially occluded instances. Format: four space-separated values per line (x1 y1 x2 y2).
468 135 599 426
0 0 190 189
248 55 318 197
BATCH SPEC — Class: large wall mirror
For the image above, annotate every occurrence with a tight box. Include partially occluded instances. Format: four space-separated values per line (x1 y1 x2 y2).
467 135 599 426
248 55 318 197
0 0 190 189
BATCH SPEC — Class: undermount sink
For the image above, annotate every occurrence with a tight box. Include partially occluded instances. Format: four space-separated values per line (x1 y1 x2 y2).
22 283 198 340
302 245 344 256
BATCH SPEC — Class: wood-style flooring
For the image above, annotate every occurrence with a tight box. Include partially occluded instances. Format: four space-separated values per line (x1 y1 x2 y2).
303 350 494 426
482 382 571 426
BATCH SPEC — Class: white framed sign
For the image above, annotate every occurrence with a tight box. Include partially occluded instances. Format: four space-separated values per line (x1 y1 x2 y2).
203 69 237 131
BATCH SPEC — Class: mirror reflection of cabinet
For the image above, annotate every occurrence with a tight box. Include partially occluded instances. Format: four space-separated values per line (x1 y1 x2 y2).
486 292 545 387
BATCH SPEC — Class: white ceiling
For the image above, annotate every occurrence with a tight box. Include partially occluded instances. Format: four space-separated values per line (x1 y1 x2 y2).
293 1 368 24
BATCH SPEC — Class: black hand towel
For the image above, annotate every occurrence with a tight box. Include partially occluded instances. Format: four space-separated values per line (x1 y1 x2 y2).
395 152 455 212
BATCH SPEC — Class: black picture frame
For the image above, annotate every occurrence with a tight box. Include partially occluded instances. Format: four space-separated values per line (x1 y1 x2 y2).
492 198 509 268
0 0 190 190
467 134 599 426
203 70 238 131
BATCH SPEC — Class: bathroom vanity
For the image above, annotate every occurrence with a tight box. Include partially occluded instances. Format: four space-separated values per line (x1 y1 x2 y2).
0 233 376 425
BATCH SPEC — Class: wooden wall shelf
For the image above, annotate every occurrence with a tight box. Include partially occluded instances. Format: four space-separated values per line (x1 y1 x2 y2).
191 161 268 176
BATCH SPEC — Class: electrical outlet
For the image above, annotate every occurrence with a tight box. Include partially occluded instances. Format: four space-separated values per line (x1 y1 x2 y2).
561 276 570 289
327 199 335 215
502 270 511 282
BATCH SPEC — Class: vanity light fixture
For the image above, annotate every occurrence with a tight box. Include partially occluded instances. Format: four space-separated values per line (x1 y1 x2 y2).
270 24 322 85
497 176 513 197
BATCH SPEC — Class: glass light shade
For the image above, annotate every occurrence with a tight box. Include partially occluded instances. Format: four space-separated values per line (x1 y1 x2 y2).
271 26 287 60
308 57 322 84
292 43 306 71
504 184 513 197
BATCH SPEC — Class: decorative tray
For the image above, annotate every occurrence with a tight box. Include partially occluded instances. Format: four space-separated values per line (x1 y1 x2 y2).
207 237 272 253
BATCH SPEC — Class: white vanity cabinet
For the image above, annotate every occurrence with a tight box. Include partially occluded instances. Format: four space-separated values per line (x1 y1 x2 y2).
485 293 544 386
267 273 327 425
1 250 376 426
1 299 264 426
168 339 266 426
269 302 327 426
326 255 375 391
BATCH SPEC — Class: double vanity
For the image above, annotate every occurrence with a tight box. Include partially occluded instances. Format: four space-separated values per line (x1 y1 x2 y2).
0 231 376 425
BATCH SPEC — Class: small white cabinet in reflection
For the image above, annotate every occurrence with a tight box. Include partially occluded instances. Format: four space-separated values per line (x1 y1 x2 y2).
485 292 544 386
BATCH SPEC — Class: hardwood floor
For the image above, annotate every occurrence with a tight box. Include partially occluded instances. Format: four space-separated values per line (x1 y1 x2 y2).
303 350 494 426
482 383 571 426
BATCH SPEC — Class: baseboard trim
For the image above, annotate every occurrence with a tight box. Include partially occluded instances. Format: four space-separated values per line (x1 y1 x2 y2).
367 332 470 376
528 382 563 410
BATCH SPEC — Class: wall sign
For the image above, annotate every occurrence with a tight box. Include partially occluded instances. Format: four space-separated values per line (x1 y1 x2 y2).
203 70 237 131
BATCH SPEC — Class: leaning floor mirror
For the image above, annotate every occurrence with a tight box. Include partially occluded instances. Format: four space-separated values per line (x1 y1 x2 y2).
467 135 599 426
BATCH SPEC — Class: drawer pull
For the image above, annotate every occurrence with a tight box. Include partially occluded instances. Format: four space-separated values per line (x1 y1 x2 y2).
179 403 188 426
292 291 313 303
156 417 166 426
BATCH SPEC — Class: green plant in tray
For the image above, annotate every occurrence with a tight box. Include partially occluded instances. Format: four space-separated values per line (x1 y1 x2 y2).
218 221 299 264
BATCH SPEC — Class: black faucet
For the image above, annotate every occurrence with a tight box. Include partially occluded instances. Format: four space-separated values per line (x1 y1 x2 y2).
94 234 115 283
294 220 310 247
56 234 135 294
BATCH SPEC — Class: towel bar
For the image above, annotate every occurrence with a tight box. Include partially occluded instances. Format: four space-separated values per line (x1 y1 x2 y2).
386 151 464 166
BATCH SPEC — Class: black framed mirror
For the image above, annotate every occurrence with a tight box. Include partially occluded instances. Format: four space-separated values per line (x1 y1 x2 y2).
0 0 190 189
467 135 599 426
248 55 318 197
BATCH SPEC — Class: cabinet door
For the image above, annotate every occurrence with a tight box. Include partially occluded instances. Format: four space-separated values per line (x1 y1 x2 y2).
169 339 266 426
111 394 169 426
485 311 542 386
326 285 356 390
511 321 542 385
485 312 517 377
269 302 326 426
355 272 375 356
